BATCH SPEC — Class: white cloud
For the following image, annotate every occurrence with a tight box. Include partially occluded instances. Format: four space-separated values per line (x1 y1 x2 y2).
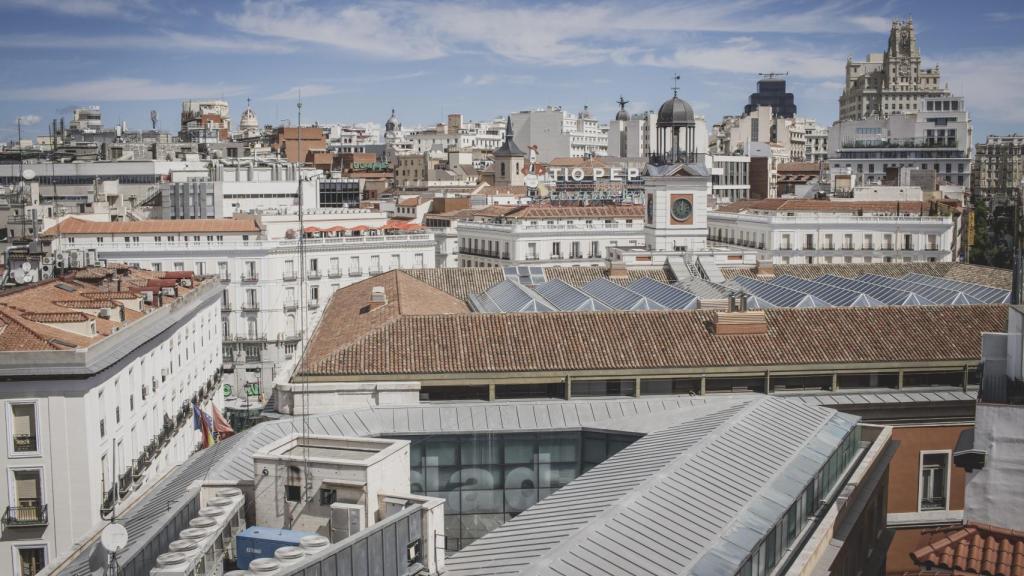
0 31 293 53
15 114 41 126
639 37 844 79
942 49 1024 124
4 0 154 18
1 78 248 102
986 11 1024 22
462 74 535 86
220 0 893 72
267 84 339 101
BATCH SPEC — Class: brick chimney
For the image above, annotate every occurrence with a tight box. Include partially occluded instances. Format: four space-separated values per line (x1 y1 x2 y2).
608 260 629 280
712 309 768 336
755 260 775 278
368 286 387 311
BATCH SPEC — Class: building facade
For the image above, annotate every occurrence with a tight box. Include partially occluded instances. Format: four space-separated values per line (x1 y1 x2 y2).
839 18 946 121
972 134 1024 202
709 199 960 264
0 267 223 575
510 107 608 162
45 217 436 399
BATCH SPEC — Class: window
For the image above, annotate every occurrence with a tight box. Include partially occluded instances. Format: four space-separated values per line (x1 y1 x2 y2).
8 402 38 455
285 465 302 502
15 546 47 576
319 488 337 506
920 452 949 511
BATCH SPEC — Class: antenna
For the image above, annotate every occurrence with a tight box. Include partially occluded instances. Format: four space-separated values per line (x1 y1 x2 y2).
293 93 314 518
672 75 681 97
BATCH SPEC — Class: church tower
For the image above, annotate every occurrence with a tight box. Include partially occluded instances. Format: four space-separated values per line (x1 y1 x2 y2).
492 116 526 187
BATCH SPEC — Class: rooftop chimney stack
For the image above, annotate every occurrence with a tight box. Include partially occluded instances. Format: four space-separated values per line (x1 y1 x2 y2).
368 286 387 311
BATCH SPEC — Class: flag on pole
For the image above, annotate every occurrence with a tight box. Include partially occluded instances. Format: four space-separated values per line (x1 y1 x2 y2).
211 404 235 440
193 403 217 448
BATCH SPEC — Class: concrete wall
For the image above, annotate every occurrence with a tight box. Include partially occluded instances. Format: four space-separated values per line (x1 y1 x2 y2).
965 403 1024 531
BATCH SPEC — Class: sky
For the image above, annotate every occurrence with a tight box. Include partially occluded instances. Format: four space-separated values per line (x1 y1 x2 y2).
1 0 1023 143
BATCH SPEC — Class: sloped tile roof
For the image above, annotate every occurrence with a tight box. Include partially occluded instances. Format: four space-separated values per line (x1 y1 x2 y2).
722 263 1011 290
43 217 261 236
911 523 1024 576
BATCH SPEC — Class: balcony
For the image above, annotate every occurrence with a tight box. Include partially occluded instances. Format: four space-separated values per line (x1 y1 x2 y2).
308 299 320 310
12 434 37 453
3 505 47 528
241 301 260 312
241 273 259 283
369 267 382 275
283 299 298 312
218 274 231 283
221 301 233 312
307 270 322 280
348 269 362 277
327 269 343 278
282 272 298 282
927 244 939 251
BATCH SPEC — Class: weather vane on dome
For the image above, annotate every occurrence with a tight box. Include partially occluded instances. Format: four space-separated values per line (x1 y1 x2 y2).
672 74 680 97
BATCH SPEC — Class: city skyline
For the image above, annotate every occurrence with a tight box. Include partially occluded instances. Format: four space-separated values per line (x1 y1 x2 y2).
1 0 1023 141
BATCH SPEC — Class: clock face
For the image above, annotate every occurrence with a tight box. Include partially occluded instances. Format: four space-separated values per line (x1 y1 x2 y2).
671 197 693 222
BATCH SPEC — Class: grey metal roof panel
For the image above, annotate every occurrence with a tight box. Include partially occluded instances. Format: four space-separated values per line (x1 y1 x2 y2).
447 397 856 576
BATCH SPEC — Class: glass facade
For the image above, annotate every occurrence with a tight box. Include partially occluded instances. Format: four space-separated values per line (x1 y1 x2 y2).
737 425 862 576
402 430 639 552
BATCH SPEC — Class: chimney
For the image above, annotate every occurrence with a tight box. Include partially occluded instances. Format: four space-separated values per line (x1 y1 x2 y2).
712 309 768 336
755 260 775 278
608 260 629 280
368 286 387 311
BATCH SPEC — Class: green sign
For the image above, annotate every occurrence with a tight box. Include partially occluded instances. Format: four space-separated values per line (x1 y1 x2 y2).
246 382 261 397
223 383 233 397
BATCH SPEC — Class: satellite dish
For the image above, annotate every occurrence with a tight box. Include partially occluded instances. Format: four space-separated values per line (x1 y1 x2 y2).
22 169 35 181
101 523 128 553
20 262 31 272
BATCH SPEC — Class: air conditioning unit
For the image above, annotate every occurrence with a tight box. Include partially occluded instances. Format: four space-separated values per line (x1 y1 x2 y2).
329 502 364 543
39 264 53 280
86 250 98 266
67 250 82 269
98 308 112 319
141 290 154 303
42 256 55 266
161 287 176 297
180 279 193 288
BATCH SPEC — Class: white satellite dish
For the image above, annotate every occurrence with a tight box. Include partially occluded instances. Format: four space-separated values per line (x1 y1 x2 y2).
21 169 35 181
101 523 128 553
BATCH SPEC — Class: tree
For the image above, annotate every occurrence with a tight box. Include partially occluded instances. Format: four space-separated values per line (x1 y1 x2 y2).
969 194 1013 268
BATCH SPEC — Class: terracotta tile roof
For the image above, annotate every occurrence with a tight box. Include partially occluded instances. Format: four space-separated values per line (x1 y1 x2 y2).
911 523 1024 576
722 263 1012 290
400 268 504 301
715 198 942 215
398 197 429 207
22 312 90 323
777 162 821 173
43 217 261 236
0 267 206 351
302 271 470 369
545 266 671 287
471 204 523 218
300 269 1007 376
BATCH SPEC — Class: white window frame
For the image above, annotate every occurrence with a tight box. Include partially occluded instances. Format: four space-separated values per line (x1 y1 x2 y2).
917 449 952 512
7 465 46 517
12 543 48 576
6 400 41 459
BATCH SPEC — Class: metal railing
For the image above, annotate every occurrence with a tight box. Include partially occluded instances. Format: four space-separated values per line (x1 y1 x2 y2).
241 273 259 283
3 504 47 528
282 272 298 281
283 299 298 311
241 301 260 311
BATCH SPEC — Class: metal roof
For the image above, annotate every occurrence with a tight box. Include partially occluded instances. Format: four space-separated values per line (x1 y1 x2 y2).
445 397 858 576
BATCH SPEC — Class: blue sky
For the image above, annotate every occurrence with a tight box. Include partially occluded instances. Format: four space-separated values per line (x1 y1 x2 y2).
1 0 1023 142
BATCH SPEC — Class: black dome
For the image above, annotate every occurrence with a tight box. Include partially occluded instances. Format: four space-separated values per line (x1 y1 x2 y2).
657 95 695 126
615 109 630 122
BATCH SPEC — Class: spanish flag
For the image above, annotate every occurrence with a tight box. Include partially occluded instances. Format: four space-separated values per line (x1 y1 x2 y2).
192 403 217 448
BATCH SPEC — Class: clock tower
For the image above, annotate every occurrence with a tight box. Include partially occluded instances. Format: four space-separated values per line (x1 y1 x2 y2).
643 169 709 253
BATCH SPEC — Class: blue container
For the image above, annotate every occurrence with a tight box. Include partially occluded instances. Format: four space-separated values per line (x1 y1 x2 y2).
236 526 315 569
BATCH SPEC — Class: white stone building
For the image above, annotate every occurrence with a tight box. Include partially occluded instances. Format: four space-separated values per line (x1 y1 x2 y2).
828 94 973 188
0 266 222 575
839 18 946 121
510 107 608 162
708 198 961 264
44 215 436 399
457 204 646 268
